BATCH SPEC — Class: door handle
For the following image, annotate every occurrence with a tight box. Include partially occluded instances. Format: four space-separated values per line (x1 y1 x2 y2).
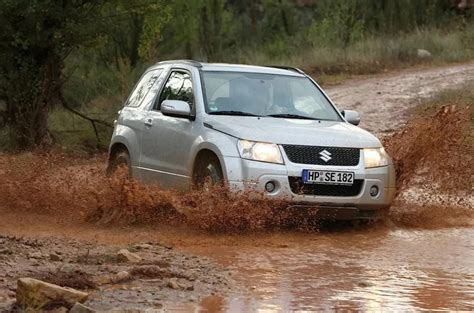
144 118 153 127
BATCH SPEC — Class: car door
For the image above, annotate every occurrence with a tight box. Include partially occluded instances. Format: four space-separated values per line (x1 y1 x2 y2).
116 68 163 175
138 69 197 189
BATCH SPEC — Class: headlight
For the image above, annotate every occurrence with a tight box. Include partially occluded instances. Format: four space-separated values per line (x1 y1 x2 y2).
364 147 390 168
238 140 283 164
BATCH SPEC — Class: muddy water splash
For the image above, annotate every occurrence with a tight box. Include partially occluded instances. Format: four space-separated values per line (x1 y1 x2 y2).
89 173 324 232
0 154 294 232
0 105 472 231
0 153 104 219
384 104 473 227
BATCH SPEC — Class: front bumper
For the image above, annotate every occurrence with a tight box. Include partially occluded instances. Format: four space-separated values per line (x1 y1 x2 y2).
223 155 396 216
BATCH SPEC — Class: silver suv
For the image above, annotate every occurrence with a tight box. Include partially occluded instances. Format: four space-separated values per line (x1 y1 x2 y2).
108 60 395 220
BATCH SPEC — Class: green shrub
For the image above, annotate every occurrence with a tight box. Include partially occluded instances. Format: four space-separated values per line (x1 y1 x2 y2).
235 26 473 78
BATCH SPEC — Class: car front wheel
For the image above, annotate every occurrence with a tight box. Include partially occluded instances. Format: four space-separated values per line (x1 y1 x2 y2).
193 157 224 190
106 150 132 178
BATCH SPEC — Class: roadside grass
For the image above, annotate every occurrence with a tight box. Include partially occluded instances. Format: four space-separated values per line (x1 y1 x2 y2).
1 27 472 153
48 103 118 154
235 27 474 84
425 81 473 157
47 55 137 154
0 112 114 154
415 81 474 121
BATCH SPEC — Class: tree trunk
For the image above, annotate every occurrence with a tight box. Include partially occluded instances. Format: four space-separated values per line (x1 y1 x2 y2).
6 54 62 150
129 14 144 67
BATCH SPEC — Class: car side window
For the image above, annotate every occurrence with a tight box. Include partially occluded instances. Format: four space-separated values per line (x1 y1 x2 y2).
126 69 162 107
156 71 194 110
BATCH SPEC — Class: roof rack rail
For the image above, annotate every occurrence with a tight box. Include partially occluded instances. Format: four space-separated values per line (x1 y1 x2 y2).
156 59 203 67
266 65 305 74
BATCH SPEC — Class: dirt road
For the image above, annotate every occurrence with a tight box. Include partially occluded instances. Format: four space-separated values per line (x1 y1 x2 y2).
326 62 474 134
1 63 473 312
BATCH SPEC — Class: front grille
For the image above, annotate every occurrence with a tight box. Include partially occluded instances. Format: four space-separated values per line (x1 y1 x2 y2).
282 145 360 166
288 177 364 197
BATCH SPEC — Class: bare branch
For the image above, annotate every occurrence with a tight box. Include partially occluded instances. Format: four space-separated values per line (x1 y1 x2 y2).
60 95 113 145
60 96 113 129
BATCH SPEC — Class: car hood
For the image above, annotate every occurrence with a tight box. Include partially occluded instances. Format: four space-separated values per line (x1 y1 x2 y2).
204 116 381 148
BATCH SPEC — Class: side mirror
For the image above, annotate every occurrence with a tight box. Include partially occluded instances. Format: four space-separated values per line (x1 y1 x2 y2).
161 100 191 118
342 110 360 126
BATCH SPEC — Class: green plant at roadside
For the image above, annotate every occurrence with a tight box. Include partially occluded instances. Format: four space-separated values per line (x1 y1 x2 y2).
1 0 472 153
309 0 365 51
418 82 474 120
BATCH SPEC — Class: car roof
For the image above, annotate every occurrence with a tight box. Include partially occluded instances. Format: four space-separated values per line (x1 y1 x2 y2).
151 60 306 77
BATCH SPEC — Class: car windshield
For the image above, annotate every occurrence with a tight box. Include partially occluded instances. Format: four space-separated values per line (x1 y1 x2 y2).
201 71 341 121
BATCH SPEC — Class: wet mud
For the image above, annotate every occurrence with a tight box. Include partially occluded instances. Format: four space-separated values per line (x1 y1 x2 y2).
0 234 233 311
0 64 473 311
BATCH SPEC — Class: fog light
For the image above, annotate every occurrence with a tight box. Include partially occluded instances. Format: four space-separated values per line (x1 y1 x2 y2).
370 185 379 197
265 181 276 193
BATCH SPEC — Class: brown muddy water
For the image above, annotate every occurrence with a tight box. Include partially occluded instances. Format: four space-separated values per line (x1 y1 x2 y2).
0 91 473 310
169 227 474 312
1 216 472 311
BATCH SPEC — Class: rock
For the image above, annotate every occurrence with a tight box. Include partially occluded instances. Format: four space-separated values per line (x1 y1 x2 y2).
94 275 111 286
50 253 62 262
134 243 153 250
46 307 69 313
183 270 198 281
112 271 131 283
417 49 432 59
357 280 372 288
167 278 193 291
117 249 141 263
16 277 88 310
457 0 474 9
94 271 131 285
27 252 43 259
179 280 194 291
105 308 151 313
0 248 13 255
167 278 180 290
70 303 97 313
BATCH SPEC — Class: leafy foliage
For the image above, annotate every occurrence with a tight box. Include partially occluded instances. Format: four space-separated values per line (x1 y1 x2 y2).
0 0 165 149
0 0 472 150
0 0 107 148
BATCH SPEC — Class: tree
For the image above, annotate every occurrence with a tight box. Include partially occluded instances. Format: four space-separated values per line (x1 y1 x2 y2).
159 0 234 61
0 0 106 149
0 0 164 149
100 1 169 68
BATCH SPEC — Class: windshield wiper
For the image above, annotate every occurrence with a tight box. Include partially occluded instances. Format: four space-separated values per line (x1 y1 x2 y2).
266 114 336 121
208 110 261 117
265 113 319 120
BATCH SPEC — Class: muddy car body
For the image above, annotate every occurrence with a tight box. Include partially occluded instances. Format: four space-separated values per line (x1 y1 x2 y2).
108 60 396 220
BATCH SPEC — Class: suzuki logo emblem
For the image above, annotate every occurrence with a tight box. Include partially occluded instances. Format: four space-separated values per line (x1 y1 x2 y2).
319 150 332 162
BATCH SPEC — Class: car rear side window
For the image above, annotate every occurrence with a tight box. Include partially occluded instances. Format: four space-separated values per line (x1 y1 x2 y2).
126 69 163 107
156 71 194 110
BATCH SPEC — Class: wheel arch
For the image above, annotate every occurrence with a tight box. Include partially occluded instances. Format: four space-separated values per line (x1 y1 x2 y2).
192 148 225 183
188 130 239 182
108 142 130 162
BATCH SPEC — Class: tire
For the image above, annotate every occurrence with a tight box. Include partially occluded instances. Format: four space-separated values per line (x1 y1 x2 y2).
106 150 132 178
193 157 224 190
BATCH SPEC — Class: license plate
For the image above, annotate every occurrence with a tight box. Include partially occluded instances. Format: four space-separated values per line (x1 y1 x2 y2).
302 170 354 185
